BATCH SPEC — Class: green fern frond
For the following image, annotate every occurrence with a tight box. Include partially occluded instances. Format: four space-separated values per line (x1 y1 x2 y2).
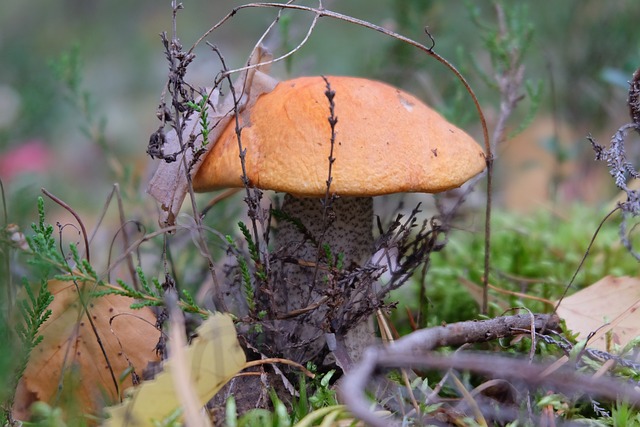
130 300 164 310
138 267 155 296
238 257 255 312
322 243 333 266
186 94 212 145
238 221 260 264
14 279 53 382
116 278 144 299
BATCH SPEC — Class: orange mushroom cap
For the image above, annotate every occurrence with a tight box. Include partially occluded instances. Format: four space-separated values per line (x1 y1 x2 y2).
193 76 485 197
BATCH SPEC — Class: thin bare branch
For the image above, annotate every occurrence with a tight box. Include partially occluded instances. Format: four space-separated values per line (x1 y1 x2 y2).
42 188 90 264
339 314 640 427
199 2 490 156
102 226 178 278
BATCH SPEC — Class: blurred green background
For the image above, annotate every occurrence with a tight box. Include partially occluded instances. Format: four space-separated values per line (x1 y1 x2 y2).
1 0 639 225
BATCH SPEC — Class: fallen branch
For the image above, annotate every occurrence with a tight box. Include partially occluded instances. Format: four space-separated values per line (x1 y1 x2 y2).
338 313 640 426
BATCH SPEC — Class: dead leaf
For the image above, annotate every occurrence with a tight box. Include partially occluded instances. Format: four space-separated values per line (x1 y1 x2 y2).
556 275 640 350
13 279 160 421
103 313 245 427
147 46 278 227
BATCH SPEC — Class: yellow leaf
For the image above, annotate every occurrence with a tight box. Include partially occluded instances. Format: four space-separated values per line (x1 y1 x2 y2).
103 313 245 427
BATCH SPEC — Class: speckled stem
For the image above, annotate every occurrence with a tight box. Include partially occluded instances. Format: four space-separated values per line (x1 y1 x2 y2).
273 194 375 364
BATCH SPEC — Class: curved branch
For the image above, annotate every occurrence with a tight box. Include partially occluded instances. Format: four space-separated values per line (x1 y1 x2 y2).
42 188 90 264
194 2 490 157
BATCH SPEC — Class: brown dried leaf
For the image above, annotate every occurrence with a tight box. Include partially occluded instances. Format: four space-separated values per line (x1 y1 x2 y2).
556 275 640 350
13 279 160 421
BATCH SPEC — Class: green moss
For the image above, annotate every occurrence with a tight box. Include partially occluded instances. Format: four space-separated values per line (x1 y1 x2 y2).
392 205 640 328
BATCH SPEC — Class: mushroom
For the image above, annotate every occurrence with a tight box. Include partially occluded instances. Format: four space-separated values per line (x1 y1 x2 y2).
193 76 485 364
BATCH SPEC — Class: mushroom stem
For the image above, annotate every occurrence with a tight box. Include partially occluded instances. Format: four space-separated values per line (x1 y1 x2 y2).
274 194 376 364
